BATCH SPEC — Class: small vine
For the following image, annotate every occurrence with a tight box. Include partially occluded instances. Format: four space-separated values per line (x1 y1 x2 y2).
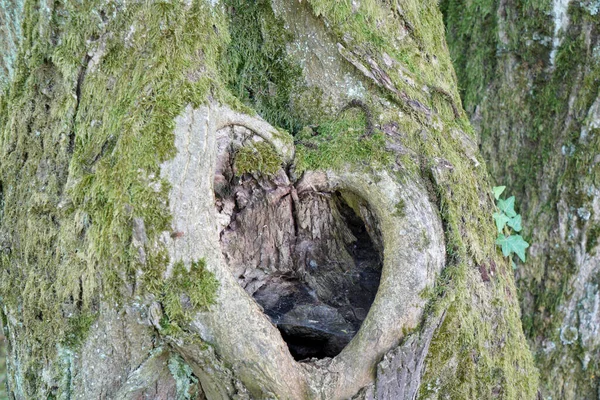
492 186 530 268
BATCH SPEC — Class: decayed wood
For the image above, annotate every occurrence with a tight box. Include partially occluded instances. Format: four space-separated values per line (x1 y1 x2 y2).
216 124 383 360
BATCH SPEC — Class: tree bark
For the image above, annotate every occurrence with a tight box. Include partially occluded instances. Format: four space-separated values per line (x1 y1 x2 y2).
0 0 538 399
442 0 600 398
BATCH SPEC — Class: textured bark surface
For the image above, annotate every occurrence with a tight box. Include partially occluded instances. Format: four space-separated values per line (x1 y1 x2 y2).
0 0 538 398
442 0 600 398
351 312 446 400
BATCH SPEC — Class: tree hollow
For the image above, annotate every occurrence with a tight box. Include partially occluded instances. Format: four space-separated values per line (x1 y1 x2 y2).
215 126 383 360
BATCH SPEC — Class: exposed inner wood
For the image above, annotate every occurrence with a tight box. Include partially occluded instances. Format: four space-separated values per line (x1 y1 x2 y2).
215 125 383 360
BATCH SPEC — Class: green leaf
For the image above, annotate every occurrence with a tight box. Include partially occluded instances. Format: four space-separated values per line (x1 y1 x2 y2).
511 259 517 270
492 186 506 200
497 196 517 217
507 214 522 232
496 234 529 262
493 212 510 233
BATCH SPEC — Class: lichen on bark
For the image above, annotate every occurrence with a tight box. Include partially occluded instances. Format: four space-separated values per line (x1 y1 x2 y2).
0 0 23 89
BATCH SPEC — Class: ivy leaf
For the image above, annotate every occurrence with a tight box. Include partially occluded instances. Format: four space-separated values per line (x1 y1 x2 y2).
492 186 506 200
496 234 529 262
497 196 517 217
508 215 522 232
493 212 510 233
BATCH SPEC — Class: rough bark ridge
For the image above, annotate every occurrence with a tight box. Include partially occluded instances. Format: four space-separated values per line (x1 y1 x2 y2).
442 0 600 397
0 0 538 398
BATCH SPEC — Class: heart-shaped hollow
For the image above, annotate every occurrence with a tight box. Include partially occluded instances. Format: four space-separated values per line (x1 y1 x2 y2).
161 105 446 399
215 125 384 360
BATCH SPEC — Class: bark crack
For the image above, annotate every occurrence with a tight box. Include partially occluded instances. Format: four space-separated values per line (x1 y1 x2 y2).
337 43 432 121
69 54 92 156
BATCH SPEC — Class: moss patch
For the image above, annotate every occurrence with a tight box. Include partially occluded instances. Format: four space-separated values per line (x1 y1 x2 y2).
586 224 600 253
223 0 305 133
234 141 282 177
162 260 219 330
393 199 407 218
61 312 96 349
0 0 226 394
420 259 539 399
294 108 391 173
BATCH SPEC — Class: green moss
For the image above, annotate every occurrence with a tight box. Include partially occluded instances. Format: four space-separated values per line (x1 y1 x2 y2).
420 260 539 399
62 312 97 349
393 199 406 218
223 0 306 133
407 115 541 397
0 0 228 394
586 225 600 253
162 260 219 329
440 0 499 109
234 141 282 176
523 247 576 335
294 108 391 173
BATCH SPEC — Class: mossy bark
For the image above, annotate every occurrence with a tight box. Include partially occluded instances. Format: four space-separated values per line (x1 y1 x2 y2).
1 0 537 399
442 0 600 397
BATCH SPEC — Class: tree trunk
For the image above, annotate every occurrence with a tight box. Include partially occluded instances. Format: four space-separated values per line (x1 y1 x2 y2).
0 0 538 399
441 0 600 398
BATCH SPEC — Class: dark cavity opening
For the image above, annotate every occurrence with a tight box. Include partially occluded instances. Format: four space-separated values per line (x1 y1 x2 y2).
268 193 383 360
215 130 383 360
